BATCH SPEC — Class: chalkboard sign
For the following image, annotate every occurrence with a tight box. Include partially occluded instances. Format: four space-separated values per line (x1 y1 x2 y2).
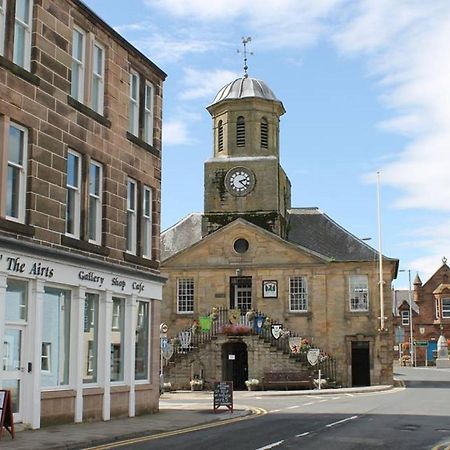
0 390 15 440
213 381 233 413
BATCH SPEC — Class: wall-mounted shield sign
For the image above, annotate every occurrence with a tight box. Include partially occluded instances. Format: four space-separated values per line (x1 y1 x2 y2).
307 348 320 366
419 327 425 335
289 337 302 353
179 331 192 350
162 343 174 361
254 314 266 333
271 324 283 340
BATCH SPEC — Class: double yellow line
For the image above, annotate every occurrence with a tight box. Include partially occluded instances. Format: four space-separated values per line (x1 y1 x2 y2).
85 406 267 450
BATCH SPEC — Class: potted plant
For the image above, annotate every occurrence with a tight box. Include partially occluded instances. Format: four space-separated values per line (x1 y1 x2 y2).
245 379 260 391
190 375 204 391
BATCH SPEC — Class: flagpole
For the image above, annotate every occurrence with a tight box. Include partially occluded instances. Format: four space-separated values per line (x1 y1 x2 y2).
377 171 385 331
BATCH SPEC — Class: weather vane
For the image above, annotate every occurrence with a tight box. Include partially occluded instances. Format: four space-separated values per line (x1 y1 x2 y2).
237 36 253 78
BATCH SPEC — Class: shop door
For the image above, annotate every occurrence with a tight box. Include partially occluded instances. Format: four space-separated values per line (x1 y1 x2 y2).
2 325 27 422
222 342 248 390
351 341 370 387
230 277 252 312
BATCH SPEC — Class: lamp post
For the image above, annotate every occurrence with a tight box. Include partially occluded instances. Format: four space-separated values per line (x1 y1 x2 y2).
399 269 414 366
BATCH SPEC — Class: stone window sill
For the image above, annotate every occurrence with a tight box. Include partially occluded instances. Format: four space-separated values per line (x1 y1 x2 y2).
123 252 159 270
0 55 40 85
126 132 160 157
67 96 112 128
0 217 35 236
61 235 110 256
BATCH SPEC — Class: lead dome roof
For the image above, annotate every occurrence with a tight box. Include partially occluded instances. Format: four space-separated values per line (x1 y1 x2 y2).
210 76 281 106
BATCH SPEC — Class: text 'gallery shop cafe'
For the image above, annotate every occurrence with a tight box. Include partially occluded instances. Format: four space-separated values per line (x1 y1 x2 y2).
0 241 164 429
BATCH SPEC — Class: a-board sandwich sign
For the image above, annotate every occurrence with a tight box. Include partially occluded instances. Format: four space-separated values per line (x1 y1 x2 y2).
213 381 233 413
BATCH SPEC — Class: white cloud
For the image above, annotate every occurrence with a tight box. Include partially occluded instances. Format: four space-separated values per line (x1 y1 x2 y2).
180 68 240 101
163 119 192 146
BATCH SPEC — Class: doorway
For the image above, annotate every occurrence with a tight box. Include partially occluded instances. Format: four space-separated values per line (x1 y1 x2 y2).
222 341 248 390
229 277 252 312
351 341 370 387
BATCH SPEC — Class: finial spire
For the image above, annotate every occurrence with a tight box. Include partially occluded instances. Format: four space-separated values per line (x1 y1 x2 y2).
443 256 447 265
237 36 253 78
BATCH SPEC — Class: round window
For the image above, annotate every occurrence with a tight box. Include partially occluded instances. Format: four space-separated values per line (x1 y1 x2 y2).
233 238 249 254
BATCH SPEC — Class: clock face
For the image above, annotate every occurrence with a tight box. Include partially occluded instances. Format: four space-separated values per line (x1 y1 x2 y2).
225 167 255 196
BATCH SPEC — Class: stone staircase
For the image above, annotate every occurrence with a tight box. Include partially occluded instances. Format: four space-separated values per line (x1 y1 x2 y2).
162 308 337 390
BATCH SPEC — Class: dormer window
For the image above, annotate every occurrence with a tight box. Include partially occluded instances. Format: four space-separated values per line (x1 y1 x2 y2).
218 120 223 151
260 117 268 149
236 116 245 147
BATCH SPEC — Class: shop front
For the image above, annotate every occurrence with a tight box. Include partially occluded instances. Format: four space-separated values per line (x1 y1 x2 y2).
0 240 163 429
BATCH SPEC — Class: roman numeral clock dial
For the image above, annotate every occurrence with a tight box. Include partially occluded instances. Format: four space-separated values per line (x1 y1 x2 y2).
225 167 255 196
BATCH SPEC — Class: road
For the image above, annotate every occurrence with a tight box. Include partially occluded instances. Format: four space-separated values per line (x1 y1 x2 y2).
94 367 450 450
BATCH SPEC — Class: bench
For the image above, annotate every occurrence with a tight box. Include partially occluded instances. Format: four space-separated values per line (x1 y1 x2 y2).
262 371 313 390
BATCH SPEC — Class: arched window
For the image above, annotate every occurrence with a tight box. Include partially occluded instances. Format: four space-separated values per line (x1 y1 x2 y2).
236 116 245 147
260 117 268 149
218 120 223 151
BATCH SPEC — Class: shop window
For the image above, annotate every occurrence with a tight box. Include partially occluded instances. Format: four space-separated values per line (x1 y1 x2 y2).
289 276 308 312
88 160 102 244
41 287 71 387
349 275 369 311
443 298 450 319
177 278 194 313
83 293 99 383
66 150 81 238
71 27 85 102
5 278 27 322
126 178 137 254
401 310 409 326
236 116 245 147
111 297 125 382
142 185 152 258
135 301 149 380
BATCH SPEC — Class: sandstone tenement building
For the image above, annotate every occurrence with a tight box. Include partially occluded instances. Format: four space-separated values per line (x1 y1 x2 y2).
161 76 398 389
0 0 166 428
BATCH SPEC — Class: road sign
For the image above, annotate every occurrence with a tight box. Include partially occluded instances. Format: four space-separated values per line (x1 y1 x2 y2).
414 341 428 347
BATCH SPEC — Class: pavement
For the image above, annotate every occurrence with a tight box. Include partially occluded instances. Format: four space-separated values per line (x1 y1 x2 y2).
1 384 395 450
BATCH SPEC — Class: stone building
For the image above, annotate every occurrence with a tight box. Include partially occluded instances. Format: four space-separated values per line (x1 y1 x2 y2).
0 0 166 428
161 76 398 389
393 259 450 365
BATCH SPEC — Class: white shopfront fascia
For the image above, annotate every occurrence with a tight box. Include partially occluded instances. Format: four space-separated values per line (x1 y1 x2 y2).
0 246 163 429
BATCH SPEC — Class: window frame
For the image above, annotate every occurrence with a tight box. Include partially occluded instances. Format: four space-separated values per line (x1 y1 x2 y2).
143 81 154 144
83 292 99 384
135 300 149 381
110 297 125 383
289 276 308 312
126 177 137 254
349 275 369 312
142 185 152 259
401 310 409 326
0 0 6 56
177 278 194 314
13 0 33 70
6 121 28 223
128 69 140 136
91 39 105 115
65 149 81 238
71 26 86 102
442 298 450 319
88 159 102 245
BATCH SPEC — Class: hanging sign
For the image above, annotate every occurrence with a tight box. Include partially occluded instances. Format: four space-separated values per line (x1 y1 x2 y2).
199 316 212 332
213 381 233 413
229 310 240 324
179 331 192 350
162 343 174 361
0 390 14 440
254 314 266 333
271 324 283 340
307 348 320 366
289 337 302 353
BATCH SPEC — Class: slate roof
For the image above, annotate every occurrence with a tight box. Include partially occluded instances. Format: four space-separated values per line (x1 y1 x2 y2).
392 289 418 316
161 207 398 267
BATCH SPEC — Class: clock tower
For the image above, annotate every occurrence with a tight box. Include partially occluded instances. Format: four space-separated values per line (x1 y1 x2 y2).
202 76 291 237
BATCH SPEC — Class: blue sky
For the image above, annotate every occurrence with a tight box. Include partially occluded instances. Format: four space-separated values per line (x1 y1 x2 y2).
84 0 450 288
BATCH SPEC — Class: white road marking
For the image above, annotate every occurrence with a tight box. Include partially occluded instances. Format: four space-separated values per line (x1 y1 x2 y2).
332 397 342 400
269 409 281 413
296 432 310 437
303 402 315 406
345 393 354 397
287 405 300 409
255 440 285 450
326 415 358 428
318 399 328 403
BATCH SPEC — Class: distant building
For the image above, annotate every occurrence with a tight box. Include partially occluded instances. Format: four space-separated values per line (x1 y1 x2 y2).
393 260 450 365
0 0 166 428
161 75 398 389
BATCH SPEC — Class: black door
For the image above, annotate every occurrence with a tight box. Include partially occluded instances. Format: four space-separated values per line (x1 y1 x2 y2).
351 341 370 386
222 342 248 390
